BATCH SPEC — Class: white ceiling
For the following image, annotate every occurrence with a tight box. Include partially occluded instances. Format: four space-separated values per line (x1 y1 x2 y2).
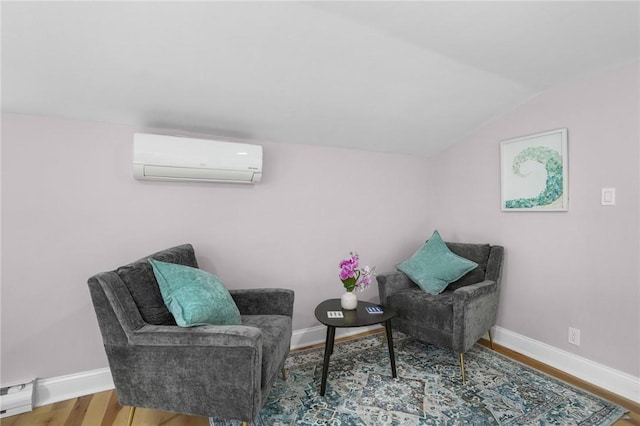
2 1 639 157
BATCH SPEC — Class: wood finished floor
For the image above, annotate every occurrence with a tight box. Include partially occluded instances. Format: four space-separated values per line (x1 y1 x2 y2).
2 330 639 425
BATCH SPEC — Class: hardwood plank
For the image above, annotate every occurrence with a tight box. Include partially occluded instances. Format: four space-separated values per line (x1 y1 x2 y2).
617 411 640 425
82 391 111 426
63 395 92 426
99 389 125 426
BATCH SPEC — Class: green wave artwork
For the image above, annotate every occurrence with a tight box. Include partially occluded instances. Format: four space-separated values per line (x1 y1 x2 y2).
505 146 563 209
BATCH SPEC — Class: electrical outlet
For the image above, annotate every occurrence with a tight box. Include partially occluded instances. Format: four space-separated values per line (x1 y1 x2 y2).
568 327 581 346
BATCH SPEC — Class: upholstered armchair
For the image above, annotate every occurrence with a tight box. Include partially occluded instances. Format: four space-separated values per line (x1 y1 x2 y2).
378 241 504 382
87 244 294 426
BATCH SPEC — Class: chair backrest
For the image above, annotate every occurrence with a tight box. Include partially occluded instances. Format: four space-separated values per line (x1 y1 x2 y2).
87 244 197 346
115 244 198 325
444 243 504 292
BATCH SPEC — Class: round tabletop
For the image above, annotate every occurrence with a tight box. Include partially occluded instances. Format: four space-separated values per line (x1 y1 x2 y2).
314 299 396 328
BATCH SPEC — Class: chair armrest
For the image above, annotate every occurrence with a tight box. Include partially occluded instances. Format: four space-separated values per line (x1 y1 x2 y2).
452 280 499 353
377 271 416 305
129 324 262 347
230 288 294 317
452 280 497 301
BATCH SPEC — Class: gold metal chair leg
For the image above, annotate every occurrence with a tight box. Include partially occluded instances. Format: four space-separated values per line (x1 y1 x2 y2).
459 353 466 383
488 329 495 350
281 368 287 381
242 422 249 426
127 406 136 426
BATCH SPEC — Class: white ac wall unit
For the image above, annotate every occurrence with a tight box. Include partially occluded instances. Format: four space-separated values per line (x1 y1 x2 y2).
133 133 262 183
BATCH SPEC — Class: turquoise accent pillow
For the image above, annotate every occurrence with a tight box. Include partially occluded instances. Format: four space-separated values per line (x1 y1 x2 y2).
148 259 241 327
397 230 478 295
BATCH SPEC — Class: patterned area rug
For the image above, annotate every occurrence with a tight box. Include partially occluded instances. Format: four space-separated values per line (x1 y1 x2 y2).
210 332 626 425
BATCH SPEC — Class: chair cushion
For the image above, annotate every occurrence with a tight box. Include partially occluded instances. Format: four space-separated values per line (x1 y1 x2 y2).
117 244 198 325
397 230 478 295
149 259 241 327
241 315 292 387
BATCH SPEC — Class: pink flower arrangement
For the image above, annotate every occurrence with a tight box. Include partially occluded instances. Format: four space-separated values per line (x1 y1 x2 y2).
339 252 376 292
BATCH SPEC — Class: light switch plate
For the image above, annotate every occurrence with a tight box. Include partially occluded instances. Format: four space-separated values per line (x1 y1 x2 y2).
601 188 615 205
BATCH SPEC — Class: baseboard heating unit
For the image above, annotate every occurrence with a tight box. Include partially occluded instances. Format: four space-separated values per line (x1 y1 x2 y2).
0 380 35 418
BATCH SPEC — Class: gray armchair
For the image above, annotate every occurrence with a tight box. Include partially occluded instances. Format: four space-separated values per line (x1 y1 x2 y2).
377 242 504 382
87 244 294 426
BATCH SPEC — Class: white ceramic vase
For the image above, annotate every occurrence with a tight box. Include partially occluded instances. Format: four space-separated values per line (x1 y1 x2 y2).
340 291 358 310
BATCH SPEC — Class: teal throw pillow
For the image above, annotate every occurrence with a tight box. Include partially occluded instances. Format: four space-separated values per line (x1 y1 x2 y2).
397 230 478 295
149 259 241 327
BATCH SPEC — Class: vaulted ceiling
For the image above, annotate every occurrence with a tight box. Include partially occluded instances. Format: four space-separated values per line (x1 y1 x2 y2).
2 1 639 156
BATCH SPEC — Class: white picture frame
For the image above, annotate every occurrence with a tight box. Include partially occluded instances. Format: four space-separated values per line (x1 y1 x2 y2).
500 128 568 212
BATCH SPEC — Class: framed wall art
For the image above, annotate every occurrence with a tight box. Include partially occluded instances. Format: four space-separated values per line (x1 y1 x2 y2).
500 128 568 211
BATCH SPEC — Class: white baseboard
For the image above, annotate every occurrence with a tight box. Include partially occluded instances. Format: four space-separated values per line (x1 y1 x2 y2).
34 368 114 408
28 325 639 409
493 326 639 403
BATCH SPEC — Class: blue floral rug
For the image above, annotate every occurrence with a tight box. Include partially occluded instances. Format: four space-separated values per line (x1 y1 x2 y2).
211 332 626 425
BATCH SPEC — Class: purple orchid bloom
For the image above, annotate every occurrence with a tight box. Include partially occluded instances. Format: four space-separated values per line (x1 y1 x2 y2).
339 252 375 292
